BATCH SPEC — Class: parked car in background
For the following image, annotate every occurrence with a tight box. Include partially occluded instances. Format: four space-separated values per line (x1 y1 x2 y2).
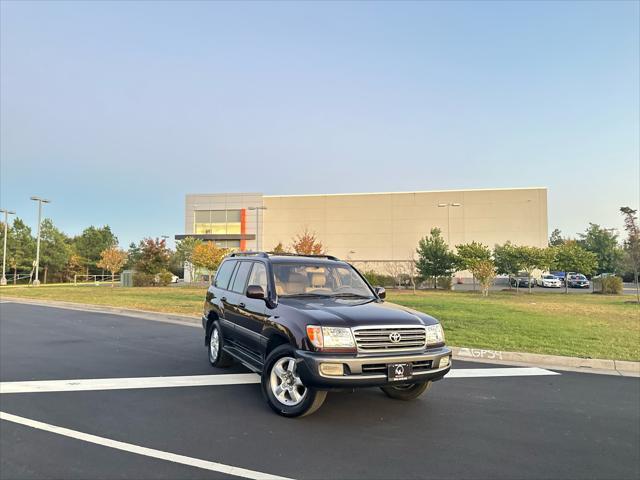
537 274 562 288
567 274 590 289
510 274 532 288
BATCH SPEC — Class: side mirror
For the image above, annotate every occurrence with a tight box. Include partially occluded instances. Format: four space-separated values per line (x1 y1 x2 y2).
374 286 386 299
246 285 266 300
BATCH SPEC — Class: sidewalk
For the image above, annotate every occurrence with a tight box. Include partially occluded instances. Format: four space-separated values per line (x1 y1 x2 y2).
2 296 638 377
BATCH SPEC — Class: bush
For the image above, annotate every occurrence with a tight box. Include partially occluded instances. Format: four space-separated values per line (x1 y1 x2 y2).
437 276 453 290
133 272 155 287
593 276 623 295
362 270 394 287
156 270 173 287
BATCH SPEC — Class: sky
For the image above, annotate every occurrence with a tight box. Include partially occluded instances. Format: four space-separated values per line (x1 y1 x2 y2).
1 0 638 248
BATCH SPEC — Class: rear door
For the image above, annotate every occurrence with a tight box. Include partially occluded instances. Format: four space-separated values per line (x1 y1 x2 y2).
234 262 270 355
225 261 254 348
210 259 237 338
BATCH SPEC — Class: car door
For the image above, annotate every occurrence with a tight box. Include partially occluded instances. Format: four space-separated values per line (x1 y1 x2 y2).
225 261 255 349
234 262 270 355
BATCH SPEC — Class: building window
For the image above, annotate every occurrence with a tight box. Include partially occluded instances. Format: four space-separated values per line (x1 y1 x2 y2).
214 240 241 249
194 210 242 235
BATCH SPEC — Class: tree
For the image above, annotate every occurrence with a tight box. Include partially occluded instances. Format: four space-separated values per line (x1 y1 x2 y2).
549 229 565 247
578 223 623 274
73 226 118 274
97 247 128 286
416 228 458 289
134 238 171 275
175 237 203 265
39 219 71 283
191 242 229 281
515 246 551 293
271 242 287 254
124 242 142 270
291 229 325 255
620 207 640 303
4 218 36 283
455 241 491 291
474 259 497 297
551 241 598 293
493 242 522 290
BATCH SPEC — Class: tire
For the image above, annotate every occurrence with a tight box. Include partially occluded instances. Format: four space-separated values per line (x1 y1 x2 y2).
261 345 327 417
208 322 234 368
380 381 432 401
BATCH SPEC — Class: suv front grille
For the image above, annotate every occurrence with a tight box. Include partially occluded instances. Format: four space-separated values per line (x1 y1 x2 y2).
352 326 427 353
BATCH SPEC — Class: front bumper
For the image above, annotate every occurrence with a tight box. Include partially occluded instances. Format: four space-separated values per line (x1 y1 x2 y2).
295 347 452 389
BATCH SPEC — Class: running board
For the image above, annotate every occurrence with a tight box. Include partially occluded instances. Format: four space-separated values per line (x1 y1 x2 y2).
223 346 263 374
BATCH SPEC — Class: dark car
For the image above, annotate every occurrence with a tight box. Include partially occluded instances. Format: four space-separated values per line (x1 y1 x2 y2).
510 275 532 288
202 252 451 417
567 274 590 289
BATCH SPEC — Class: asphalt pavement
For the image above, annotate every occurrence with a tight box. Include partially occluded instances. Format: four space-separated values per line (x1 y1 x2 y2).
0 302 638 480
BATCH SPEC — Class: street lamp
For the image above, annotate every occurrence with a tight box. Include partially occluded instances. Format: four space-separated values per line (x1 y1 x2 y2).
0 208 16 286
248 206 267 251
30 196 51 286
437 202 462 245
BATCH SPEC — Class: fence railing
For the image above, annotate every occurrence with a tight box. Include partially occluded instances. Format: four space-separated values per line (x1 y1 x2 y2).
73 274 121 285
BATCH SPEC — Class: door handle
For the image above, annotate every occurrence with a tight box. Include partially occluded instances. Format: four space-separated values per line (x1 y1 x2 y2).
238 302 246 308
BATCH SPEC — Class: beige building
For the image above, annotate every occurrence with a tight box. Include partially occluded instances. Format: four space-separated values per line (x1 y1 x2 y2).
177 187 548 264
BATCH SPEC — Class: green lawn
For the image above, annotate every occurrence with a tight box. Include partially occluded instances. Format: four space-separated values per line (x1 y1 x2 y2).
2 285 638 361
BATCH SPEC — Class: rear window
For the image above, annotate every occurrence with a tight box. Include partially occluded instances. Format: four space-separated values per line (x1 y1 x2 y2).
214 260 236 289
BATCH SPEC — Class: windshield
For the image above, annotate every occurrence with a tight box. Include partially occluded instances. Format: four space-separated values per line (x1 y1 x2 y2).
272 263 373 298
543 275 556 279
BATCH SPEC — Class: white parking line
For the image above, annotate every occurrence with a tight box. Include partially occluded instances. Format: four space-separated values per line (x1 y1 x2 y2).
0 411 293 480
0 368 559 394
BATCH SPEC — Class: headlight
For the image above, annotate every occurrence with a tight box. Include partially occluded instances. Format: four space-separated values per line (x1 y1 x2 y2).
425 324 445 345
306 326 355 349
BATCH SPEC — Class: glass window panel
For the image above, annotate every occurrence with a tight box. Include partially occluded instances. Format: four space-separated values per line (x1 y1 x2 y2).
248 263 268 292
231 262 252 293
194 211 210 223
214 260 236 289
195 224 213 234
226 210 242 222
226 223 241 234
210 224 227 234
211 211 226 223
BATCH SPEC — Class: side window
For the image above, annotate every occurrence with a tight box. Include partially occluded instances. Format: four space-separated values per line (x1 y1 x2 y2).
247 262 268 293
214 260 236 289
230 261 252 294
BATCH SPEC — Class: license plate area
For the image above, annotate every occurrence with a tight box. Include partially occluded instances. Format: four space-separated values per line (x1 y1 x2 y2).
387 363 413 382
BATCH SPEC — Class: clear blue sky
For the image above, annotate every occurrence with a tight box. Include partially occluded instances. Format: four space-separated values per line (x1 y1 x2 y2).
1 0 638 248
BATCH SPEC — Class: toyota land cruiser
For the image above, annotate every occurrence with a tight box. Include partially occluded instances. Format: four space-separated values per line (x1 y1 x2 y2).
202 252 451 417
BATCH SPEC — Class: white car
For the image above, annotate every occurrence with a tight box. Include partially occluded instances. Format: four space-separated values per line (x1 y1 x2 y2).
538 274 562 288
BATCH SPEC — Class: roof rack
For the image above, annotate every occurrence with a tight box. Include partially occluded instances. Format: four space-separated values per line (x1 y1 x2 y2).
266 252 340 261
229 251 341 261
229 252 269 258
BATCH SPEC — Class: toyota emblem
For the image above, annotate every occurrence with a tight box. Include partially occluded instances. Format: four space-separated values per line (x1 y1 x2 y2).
389 332 402 343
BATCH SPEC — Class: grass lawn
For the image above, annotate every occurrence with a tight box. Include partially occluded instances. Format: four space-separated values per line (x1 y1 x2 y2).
2 285 638 361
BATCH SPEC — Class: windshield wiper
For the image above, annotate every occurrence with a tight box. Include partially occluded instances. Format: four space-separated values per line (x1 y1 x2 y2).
331 293 373 299
280 293 333 298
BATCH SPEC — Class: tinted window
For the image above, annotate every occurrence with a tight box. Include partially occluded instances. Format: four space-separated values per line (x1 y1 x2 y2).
214 260 236 289
247 262 268 292
231 262 252 293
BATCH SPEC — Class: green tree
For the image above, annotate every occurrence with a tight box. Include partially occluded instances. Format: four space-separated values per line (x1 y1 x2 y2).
416 228 458 289
134 238 171 275
3 218 36 283
271 242 287 254
515 245 551 293
493 242 522 290
175 237 203 265
124 242 142 270
549 228 565 247
551 241 598 293
73 226 118 274
620 207 640 303
39 219 71 283
455 241 491 291
578 223 623 274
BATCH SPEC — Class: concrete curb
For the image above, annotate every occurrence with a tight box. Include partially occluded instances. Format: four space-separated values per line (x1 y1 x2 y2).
2 296 638 377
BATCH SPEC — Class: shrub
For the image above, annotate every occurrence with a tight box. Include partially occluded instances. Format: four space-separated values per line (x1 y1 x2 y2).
133 272 155 287
594 276 623 295
156 270 173 287
362 270 394 287
437 276 452 290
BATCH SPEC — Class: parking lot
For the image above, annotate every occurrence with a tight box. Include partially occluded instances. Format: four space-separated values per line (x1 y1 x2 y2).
0 301 638 480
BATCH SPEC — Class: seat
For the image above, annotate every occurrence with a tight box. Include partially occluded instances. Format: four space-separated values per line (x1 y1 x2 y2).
285 273 307 295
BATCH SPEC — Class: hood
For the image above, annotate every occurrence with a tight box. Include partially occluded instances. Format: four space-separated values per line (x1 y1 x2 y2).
277 297 439 328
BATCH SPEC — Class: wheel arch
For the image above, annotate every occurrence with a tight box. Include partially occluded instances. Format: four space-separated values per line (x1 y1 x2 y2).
204 311 220 346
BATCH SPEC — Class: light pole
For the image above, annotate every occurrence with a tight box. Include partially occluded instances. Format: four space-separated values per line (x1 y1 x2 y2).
0 208 16 286
30 196 50 286
248 206 267 251
437 202 462 245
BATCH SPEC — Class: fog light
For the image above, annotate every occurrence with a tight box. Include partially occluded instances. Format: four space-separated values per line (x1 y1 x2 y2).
439 356 451 368
320 363 344 376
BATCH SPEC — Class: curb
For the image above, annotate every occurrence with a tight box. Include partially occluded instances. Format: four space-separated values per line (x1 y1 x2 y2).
2 296 638 377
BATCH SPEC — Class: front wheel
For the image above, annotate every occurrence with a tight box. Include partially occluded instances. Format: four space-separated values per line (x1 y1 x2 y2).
262 345 326 417
380 381 432 401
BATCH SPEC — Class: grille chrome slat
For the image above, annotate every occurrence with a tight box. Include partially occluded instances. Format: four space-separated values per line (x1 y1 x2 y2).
352 325 427 353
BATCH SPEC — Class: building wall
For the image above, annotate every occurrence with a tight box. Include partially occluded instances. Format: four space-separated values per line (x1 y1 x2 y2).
262 188 548 261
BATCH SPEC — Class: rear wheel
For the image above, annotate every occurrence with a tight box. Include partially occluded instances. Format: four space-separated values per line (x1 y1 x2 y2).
262 345 326 417
208 323 233 367
380 381 432 401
